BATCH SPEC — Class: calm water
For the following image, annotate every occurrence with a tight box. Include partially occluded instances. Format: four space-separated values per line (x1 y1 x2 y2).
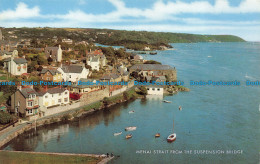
4 42 260 164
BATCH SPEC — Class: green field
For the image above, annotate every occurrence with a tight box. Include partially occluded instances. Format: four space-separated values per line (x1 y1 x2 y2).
0 151 103 164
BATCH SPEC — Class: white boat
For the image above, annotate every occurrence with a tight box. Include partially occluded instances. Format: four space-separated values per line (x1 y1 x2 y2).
129 110 135 114
163 100 171 103
167 120 176 142
125 126 137 131
167 133 176 142
179 106 182 111
114 132 122 136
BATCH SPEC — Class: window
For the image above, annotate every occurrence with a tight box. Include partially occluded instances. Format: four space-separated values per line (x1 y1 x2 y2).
34 100 38 105
52 94 54 97
64 98 68 102
69 75 71 78
27 110 32 114
47 72 50 75
58 99 61 103
47 77 50 81
152 88 155 91
33 94 36 98
27 101 33 107
17 101 20 107
157 88 160 91
147 88 150 90
45 95 48 98
65 92 68 95
59 93 61 96
29 94 32 99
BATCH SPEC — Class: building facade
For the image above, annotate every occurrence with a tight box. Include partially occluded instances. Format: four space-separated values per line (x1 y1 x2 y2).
11 86 39 117
45 45 62 62
38 88 70 108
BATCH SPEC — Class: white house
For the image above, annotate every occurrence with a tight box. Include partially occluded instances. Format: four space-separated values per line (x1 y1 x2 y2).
146 85 164 95
4 55 27 76
57 65 89 83
38 88 70 108
87 56 100 71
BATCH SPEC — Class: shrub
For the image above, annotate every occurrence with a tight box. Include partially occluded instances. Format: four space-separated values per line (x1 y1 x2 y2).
139 86 147 95
0 112 13 124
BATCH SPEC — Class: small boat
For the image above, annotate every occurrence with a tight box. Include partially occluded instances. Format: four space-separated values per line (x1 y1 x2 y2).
167 120 176 142
155 133 160 137
179 106 182 111
167 133 176 142
149 52 157 55
126 134 132 139
129 110 135 114
163 100 171 103
114 132 122 136
125 126 137 131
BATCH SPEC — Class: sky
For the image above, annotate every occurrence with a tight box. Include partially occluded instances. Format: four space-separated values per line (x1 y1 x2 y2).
0 0 259 41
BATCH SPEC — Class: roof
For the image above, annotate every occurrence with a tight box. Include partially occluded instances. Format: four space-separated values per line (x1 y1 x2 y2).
41 68 61 75
61 65 84 73
123 71 129 76
93 56 100 62
45 47 59 51
13 58 27 64
0 51 12 56
130 64 174 71
19 88 38 98
100 73 120 80
151 76 166 82
38 88 67 96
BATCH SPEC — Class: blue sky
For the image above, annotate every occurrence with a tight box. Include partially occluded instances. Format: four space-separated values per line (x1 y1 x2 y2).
0 0 259 41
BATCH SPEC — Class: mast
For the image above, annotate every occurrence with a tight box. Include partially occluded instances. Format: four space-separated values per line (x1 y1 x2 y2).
173 120 174 133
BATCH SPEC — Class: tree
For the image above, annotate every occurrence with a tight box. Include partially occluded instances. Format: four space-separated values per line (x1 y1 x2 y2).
139 86 147 95
123 91 130 100
47 57 53 65
103 97 109 106
37 65 43 72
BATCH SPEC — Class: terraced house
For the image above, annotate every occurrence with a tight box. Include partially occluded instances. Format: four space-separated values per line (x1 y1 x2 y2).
11 86 39 117
38 87 70 109
40 68 63 82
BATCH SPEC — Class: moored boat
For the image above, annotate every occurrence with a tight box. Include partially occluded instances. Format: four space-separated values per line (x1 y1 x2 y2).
167 133 176 142
126 134 132 139
155 133 160 137
149 52 157 55
179 106 182 111
163 100 171 103
167 120 176 142
125 126 137 131
114 132 122 136
129 110 135 114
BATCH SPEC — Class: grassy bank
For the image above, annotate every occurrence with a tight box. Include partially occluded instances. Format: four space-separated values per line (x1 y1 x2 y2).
0 151 102 164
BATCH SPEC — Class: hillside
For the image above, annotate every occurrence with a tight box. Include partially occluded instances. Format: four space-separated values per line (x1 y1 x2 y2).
1 27 245 50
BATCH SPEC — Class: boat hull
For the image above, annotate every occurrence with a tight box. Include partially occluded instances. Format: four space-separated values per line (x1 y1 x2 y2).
125 127 137 131
167 133 176 142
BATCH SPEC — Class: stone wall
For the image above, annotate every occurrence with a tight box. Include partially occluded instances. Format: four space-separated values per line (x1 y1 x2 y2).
80 87 110 106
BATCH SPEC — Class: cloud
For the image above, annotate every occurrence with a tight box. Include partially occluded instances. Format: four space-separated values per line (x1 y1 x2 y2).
0 2 40 20
0 0 260 41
